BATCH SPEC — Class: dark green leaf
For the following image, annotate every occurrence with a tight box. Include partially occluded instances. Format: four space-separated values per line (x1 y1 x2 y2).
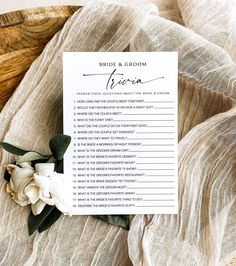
0 142 29 156
4 170 11 182
38 208 62 233
28 205 54 236
92 215 130 230
54 160 63 173
49 134 71 160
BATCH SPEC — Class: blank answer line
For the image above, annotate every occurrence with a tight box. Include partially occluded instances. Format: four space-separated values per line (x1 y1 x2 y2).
155 107 174 109
137 181 175 183
136 205 175 207
143 199 175 201
130 150 174 152
128 138 175 140
137 157 174 159
146 175 175 177
147 126 175 128
136 132 174 134
137 169 175 170
128 187 175 189
137 193 175 195
144 101 174 103
112 119 175 122
113 120 174 122
141 144 174 146
123 113 174 115
136 163 174 165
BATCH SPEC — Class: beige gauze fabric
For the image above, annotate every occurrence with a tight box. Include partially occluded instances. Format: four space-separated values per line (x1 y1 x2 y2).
128 13 236 266
130 15 236 138
154 0 184 24
0 1 156 265
177 0 236 62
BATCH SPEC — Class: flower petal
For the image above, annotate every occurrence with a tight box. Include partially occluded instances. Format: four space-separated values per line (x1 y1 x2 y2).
25 181 40 204
5 163 36 207
40 197 55 206
4 164 17 174
14 197 29 206
6 183 12 193
35 163 55 176
49 173 69 198
33 174 50 198
11 167 35 190
49 173 71 214
31 200 46 215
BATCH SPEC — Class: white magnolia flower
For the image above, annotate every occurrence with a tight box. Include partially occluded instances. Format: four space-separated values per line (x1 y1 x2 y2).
5 161 71 216
5 162 35 206
29 163 71 216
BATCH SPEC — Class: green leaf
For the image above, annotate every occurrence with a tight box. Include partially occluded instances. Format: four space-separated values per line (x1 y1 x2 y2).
54 160 63 173
0 142 29 156
38 208 62 233
28 205 54 236
92 215 130 230
49 134 71 160
4 169 11 182
17 151 49 163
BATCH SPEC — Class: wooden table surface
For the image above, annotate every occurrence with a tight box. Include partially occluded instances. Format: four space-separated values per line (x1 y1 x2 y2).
0 6 79 110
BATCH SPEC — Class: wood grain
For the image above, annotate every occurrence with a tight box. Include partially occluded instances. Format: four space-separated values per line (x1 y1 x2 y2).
0 6 80 110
